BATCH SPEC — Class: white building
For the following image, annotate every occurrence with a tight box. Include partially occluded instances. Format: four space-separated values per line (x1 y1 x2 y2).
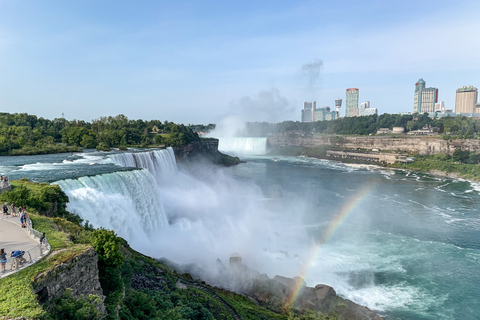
359 101 378 116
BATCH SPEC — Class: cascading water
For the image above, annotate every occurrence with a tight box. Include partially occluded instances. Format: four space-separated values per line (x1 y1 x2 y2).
217 137 267 155
54 169 168 248
108 147 177 183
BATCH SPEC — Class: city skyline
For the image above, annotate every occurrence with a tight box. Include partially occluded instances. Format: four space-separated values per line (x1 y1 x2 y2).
1 0 479 124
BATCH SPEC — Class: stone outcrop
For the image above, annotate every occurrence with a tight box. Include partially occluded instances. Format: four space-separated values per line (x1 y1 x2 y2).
173 139 241 166
227 256 384 319
268 133 480 156
33 247 105 313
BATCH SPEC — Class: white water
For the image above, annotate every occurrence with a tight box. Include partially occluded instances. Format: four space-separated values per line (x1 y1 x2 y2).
108 147 177 183
217 137 267 155
45 148 480 320
54 169 169 247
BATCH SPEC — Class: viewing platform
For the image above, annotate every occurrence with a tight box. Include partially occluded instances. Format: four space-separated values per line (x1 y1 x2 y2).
0 205 51 279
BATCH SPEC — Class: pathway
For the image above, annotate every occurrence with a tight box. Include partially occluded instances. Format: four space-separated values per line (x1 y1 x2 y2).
0 210 48 279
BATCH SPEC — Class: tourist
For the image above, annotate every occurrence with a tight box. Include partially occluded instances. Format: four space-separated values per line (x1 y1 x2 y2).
20 212 25 228
23 211 29 228
10 250 25 270
10 202 16 217
0 249 6 272
2 203 7 218
39 232 46 246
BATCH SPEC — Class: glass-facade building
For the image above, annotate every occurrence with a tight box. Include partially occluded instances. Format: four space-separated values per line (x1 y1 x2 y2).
414 78 438 114
345 88 359 117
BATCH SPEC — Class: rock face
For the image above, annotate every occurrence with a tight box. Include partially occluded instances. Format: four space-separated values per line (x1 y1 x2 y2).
228 257 384 319
268 133 480 156
33 247 105 313
173 139 241 166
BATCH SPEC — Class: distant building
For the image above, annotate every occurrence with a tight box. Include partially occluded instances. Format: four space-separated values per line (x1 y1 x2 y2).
301 101 337 122
301 101 316 122
435 101 445 113
359 101 378 116
335 98 342 118
377 128 392 134
414 78 438 114
345 88 359 117
455 86 478 113
313 106 337 121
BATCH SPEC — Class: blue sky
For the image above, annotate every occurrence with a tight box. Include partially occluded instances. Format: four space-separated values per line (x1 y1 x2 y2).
1 0 479 124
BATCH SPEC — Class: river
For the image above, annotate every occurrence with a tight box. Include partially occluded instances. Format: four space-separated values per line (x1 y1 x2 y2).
0 144 479 320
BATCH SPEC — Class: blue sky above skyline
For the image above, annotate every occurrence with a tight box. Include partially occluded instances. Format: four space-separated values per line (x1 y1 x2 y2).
1 0 479 124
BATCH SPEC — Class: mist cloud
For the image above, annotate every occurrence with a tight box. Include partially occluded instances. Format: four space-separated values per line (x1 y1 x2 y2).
232 88 294 123
302 58 323 87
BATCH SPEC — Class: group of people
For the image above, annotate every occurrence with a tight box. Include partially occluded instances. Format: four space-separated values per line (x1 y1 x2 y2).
0 248 26 272
2 202 28 228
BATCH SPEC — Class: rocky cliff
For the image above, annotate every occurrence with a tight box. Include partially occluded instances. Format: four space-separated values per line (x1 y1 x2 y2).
33 247 105 313
268 133 480 155
173 138 241 166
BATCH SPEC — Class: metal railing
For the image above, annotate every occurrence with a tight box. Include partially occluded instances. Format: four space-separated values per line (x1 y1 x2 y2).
0 209 51 277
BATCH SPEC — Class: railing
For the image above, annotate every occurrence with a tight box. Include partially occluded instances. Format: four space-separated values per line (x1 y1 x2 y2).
0 209 51 277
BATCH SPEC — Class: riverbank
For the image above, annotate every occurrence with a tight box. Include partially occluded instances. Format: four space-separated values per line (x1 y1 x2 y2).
268 143 480 182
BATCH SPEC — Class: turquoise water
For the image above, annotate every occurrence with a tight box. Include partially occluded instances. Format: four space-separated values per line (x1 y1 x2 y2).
1 150 479 319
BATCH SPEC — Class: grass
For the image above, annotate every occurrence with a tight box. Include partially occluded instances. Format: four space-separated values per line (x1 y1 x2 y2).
0 212 92 319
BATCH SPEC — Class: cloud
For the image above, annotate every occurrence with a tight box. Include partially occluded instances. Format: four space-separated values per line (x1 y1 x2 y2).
301 59 323 86
231 88 294 122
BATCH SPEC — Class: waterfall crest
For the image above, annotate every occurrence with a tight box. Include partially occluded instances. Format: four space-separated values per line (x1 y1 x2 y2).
218 137 267 155
109 147 177 182
54 169 168 245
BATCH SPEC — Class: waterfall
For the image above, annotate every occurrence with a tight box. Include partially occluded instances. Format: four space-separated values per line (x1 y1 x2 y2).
54 169 168 246
108 147 177 183
218 137 267 155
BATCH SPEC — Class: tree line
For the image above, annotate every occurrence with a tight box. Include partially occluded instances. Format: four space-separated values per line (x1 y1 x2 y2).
0 113 200 155
239 113 480 138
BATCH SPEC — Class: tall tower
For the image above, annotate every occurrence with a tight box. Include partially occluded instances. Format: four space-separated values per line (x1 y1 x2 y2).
414 78 438 114
455 86 478 114
345 88 359 117
335 98 342 118
301 101 316 122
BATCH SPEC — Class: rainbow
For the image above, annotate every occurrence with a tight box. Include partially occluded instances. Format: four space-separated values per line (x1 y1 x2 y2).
285 183 376 308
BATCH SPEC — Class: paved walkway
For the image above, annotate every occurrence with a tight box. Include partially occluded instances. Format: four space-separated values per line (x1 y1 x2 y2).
0 212 44 278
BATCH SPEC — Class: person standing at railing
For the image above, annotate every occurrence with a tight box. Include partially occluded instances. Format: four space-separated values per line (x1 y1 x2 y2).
39 232 46 246
10 202 16 217
20 211 26 228
0 249 6 272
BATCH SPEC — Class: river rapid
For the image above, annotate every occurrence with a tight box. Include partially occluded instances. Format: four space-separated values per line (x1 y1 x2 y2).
0 145 479 320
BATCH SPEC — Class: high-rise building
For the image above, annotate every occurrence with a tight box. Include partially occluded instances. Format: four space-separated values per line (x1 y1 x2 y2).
313 106 337 121
301 101 316 122
414 78 438 114
335 98 342 118
455 86 478 113
301 101 337 122
345 88 359 117
359 101 378 116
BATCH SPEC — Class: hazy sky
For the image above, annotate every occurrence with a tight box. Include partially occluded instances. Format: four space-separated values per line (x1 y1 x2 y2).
1 0 479 124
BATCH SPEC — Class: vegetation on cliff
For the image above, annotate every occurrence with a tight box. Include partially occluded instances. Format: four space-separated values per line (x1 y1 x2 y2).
210 113 480 139
0 181 347 320
0 112 200 155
